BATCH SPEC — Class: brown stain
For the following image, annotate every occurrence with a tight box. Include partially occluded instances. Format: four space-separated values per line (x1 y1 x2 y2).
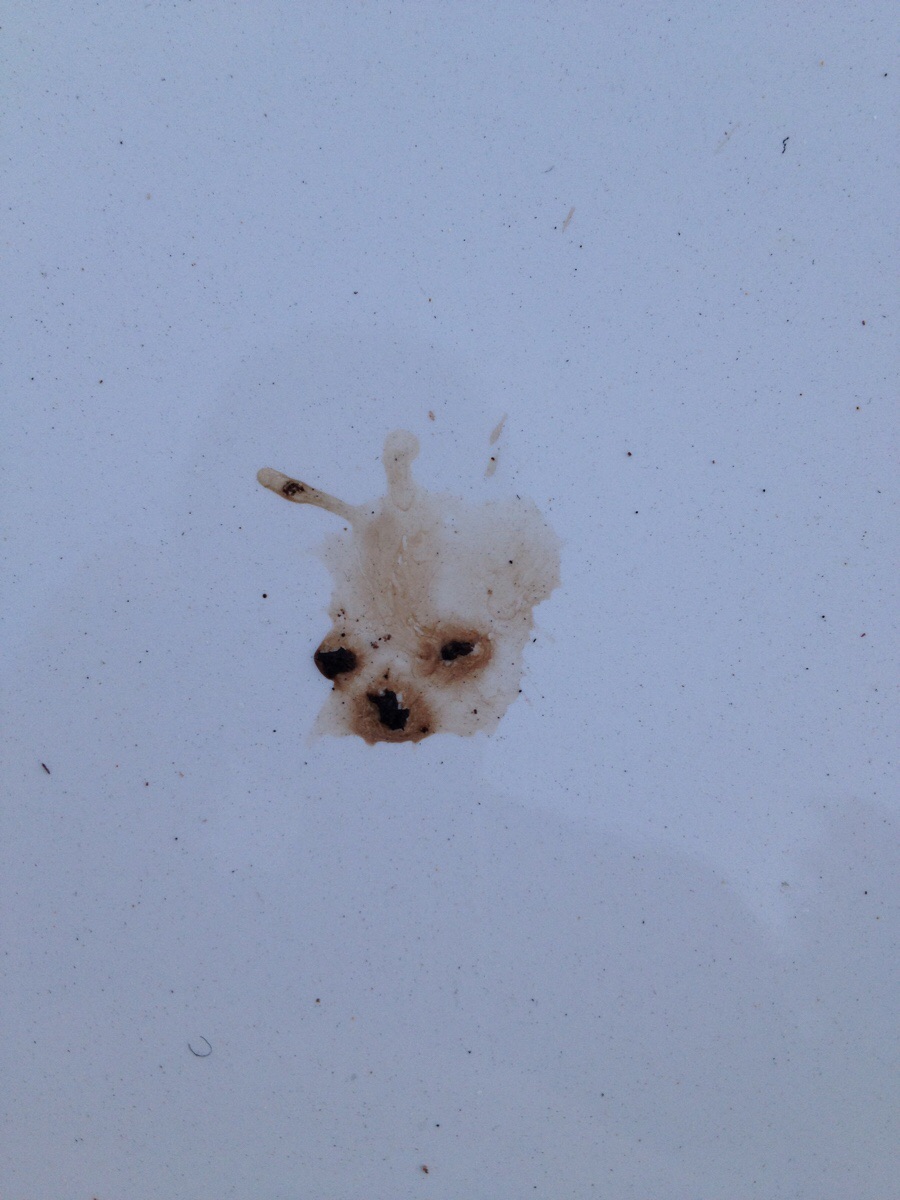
257 430 560 743
416 626 493 684
350 680 435 744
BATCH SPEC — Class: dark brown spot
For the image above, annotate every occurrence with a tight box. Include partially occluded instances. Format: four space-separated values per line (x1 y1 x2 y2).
367 689 409 731
419 628 492 684
315 646 358 679
440 639 475 661
350 681 433 743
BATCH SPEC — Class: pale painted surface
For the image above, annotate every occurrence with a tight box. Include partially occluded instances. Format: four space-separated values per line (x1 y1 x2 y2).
3 4 896 1196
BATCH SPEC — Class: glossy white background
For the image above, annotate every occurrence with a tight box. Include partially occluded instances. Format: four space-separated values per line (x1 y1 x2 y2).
3 4 896 1197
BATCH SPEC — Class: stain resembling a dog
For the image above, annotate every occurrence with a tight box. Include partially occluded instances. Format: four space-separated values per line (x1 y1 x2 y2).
257 430 560 743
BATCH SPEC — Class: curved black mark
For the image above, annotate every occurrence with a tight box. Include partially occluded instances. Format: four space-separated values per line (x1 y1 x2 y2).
188 1036 212 1058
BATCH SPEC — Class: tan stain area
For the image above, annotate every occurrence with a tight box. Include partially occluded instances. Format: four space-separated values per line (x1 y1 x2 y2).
257 430 560 743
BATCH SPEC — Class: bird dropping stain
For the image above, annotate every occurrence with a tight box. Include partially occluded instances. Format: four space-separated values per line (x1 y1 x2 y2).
257 430 560 743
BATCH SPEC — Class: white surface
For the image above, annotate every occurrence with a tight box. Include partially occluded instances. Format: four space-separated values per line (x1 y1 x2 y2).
3 4 897 1197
